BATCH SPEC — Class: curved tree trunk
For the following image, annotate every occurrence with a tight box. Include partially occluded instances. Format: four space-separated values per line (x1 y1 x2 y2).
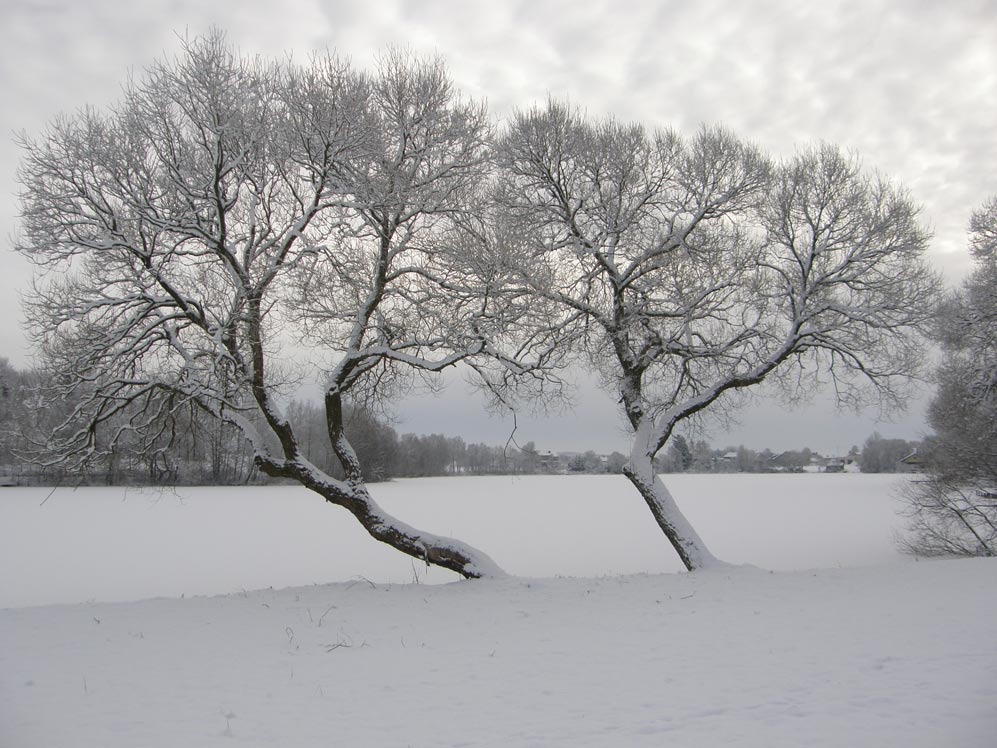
313 390 504 579
325 482 506 579
623 453 723 571
258 457 506 579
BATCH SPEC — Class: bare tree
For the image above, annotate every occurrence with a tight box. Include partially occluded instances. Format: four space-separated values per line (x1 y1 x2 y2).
899 196 997 557
16 34 555 578
900 477 997 557
496 102 940 570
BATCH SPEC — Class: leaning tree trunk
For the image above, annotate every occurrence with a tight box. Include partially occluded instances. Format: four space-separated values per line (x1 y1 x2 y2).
258 455 506 579
326 481 506 579
623 452 724 571
317 390 505 579
247 385 505 579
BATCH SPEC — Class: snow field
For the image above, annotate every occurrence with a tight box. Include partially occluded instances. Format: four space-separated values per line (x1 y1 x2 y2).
2 561 995 747
1 473 906 608
1 474 995 746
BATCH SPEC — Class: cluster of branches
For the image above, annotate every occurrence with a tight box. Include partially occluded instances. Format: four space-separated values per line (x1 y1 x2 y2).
1 362 256 486
2 355 553 483
16 33 941 575
899 198 997 557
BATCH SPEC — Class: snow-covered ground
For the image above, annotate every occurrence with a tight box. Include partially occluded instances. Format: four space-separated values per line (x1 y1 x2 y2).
2 473 907 608
2 474 995 747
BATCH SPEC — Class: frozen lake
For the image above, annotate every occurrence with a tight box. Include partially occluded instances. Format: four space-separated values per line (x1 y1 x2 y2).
0 473 911 608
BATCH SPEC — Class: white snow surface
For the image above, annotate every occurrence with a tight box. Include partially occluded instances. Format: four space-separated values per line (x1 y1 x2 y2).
2 474 996 746
2 474 908 608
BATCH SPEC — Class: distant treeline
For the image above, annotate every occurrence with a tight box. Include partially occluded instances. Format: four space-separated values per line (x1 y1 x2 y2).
0 358 922 486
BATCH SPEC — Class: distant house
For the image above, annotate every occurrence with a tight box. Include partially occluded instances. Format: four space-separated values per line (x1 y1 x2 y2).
537 450 561 472
711 451 738 473
768 452 805 473
824 459 845 473
898 450 926 473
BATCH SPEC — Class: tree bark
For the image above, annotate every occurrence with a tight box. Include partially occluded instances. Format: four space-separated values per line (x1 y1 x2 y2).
623 453 723 571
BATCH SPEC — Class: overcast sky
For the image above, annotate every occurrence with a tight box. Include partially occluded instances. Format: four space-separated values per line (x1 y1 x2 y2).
2 0 995 454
